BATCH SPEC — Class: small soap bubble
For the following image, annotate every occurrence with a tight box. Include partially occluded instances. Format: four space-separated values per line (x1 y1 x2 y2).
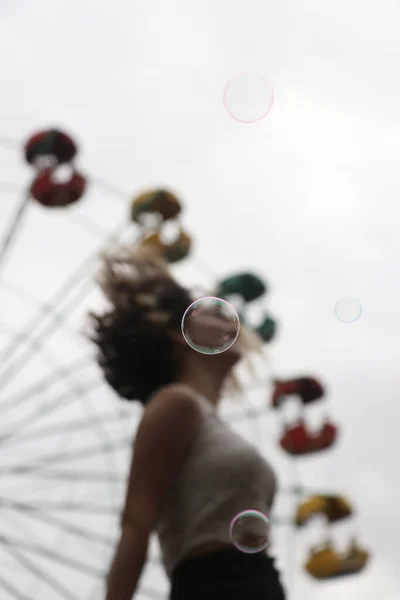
334 297 362 323
229 509 271 554
223 73 274 123
181 297 240 355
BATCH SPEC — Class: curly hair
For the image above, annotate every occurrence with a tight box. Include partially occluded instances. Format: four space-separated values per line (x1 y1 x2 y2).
89 245 193 405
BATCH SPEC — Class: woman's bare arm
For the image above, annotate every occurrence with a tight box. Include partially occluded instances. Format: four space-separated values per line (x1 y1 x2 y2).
105 384 202 599
105 524 148 600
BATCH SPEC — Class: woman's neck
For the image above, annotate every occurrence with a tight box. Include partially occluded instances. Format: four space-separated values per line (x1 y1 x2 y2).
177 365 224 407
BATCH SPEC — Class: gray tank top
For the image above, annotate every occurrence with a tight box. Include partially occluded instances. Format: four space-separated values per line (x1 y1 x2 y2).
155 395 277 578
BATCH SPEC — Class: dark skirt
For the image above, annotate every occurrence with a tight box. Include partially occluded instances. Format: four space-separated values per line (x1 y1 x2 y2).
169 547 286 600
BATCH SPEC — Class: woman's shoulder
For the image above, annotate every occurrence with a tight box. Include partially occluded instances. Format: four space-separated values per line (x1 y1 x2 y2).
144 383 203 418
150 382 198 402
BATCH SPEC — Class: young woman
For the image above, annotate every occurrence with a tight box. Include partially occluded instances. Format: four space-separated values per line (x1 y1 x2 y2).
89 245 286 600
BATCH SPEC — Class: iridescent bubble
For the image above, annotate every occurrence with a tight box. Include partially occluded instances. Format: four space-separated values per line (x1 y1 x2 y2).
223 73 274 123
334 297 363 323
229 509 271 554
181 297 240 355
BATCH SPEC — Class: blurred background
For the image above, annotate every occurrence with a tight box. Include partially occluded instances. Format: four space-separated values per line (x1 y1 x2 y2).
0 0 398 598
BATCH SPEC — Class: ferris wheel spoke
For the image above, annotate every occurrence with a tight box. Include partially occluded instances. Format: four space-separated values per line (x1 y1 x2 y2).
0 377 103 441
2 409 128 447
67 212 110 238
0 277 97 392
2 468 125 483
0 533 104 578
0 573 32 600
0 318 95 427
0 319 71 411
89 176 130 201
0 332 102 451
0 498 121 515
0 283 77 357
1 281 81 340
5 505 117 548
0 281 88 390
0 372 120 505
0 356 93 416
1 542 77 600
0 494 114 598
0 331 120 506
0 433 131 475
0 221 130 388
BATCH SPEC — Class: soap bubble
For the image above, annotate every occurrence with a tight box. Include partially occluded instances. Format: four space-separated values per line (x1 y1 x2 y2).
181 297 240 355
229 509 271 554
334 297 362 323
223 73 274 123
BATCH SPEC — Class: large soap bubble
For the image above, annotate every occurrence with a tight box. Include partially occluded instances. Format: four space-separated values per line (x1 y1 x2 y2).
181 297 240 355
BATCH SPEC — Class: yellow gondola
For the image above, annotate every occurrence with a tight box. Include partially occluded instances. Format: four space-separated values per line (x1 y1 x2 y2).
305 539 369 579
137 229 192 264
164 230 191 263
339 540 370 577
305 543 342 579
295 495 353 526
295 495 327 526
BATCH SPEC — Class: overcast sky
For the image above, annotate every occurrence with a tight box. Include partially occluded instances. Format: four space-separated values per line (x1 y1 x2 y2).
0 1 398 599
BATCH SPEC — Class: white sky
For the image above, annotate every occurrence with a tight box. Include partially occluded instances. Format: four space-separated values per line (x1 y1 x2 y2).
0 0 398 598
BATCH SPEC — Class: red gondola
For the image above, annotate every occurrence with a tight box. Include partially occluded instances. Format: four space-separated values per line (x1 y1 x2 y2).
280 419 338 456
30 168 87 207
24 129 77 166
318 420 337 449
271 376 325 408
279 420 310 455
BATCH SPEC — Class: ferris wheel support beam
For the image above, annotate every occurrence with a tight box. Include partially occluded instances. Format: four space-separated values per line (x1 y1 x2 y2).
0 192 30 283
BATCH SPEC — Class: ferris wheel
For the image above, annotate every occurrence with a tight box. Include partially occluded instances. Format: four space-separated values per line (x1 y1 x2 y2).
0 128 370 600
